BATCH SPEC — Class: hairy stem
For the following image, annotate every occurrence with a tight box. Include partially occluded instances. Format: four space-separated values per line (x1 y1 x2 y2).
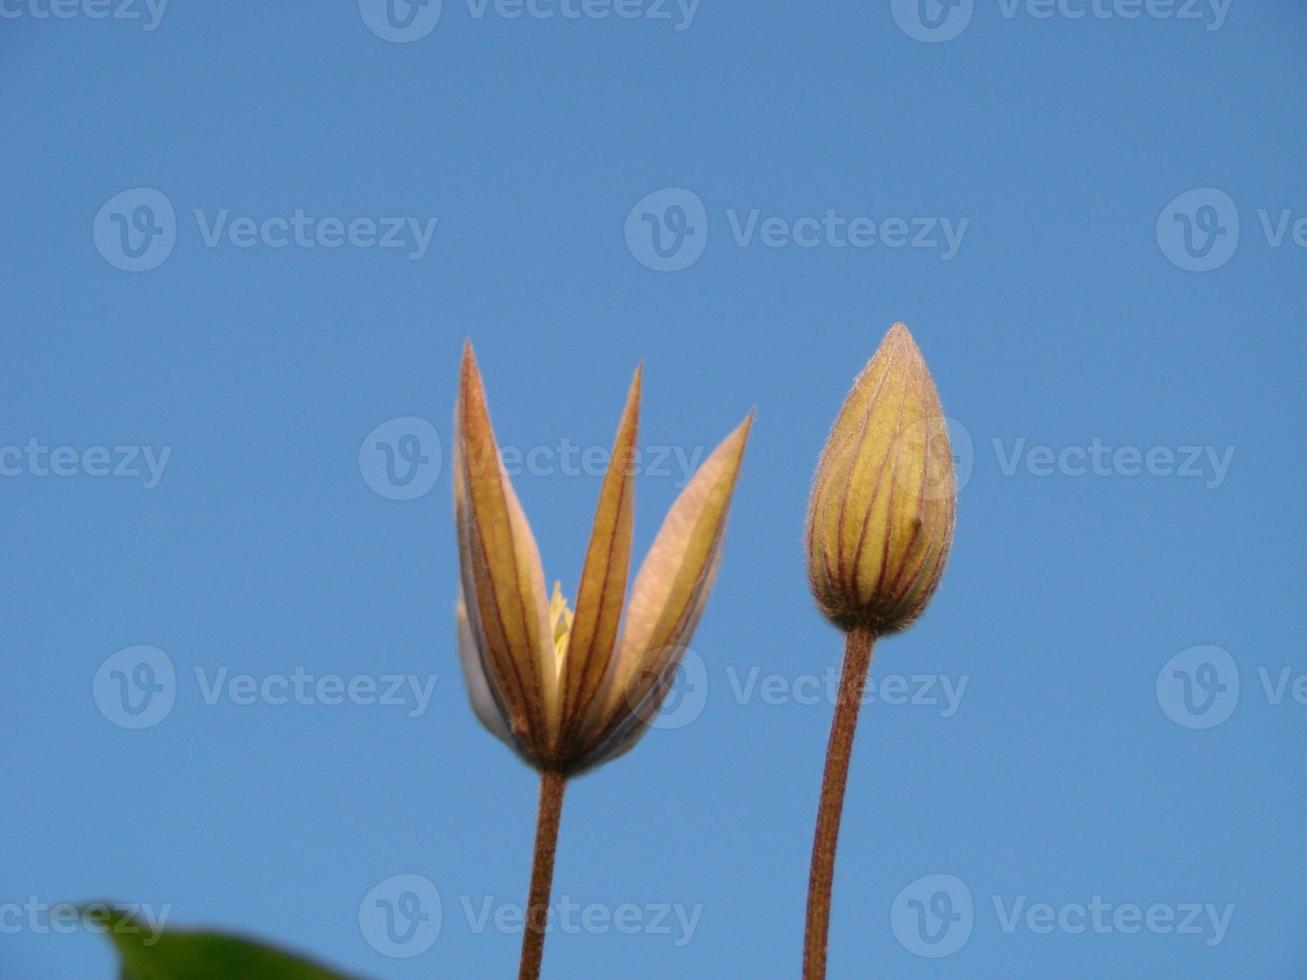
803 627 877 980
518 768 567 980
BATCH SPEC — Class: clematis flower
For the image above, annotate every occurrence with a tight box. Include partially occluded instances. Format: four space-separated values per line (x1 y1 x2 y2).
451 343 751 979
805 321 956 634
800 323 957 980
454 343 751 774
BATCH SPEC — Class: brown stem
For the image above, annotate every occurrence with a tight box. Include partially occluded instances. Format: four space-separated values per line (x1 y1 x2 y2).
518 768 567 980
802 627 877 980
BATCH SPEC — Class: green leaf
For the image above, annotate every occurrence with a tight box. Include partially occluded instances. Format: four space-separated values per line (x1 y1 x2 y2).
83 906 364 980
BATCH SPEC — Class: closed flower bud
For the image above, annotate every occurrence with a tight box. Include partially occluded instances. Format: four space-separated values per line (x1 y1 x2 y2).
806 323 956 634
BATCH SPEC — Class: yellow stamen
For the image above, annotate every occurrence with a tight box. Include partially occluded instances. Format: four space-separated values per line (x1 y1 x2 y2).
549 581 573 662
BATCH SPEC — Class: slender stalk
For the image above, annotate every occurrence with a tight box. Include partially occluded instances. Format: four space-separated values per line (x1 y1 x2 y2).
803 627 877 980
519 768 567 980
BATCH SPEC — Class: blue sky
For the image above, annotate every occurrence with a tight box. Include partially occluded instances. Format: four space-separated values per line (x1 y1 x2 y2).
2 2 1304 977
